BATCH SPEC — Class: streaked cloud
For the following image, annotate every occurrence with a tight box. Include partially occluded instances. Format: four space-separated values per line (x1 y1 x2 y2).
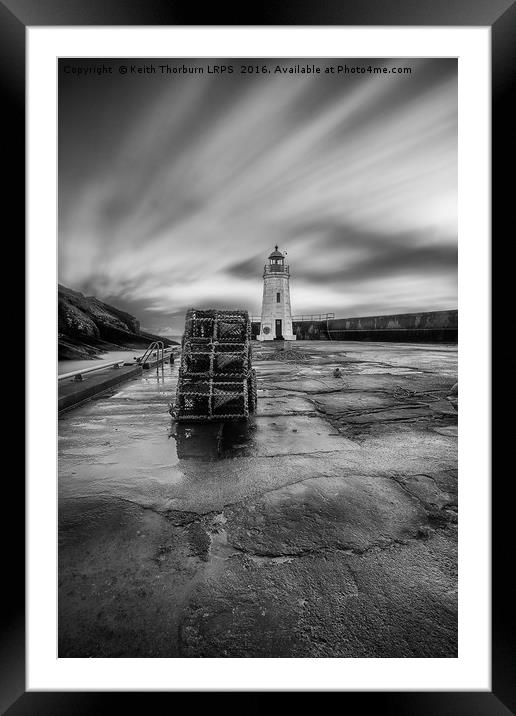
59 58 457 334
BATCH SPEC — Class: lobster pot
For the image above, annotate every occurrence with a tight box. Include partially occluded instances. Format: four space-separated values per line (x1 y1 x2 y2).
184 308 251 344
214 317 250 343
184 315 215 340
175 378 249 421
175 380 211 420
213 349 247 375
174 308 256 422
211 382 248 418
180 341 250 377
181 349 212 375
212 342 249 374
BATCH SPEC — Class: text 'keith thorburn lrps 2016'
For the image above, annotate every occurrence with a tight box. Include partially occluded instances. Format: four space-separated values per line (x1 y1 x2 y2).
173 308 257 421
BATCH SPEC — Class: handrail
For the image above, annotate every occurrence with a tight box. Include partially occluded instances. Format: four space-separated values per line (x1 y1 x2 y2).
292 313 335 321
58 358 136 382
59 342 175 381
251 313 335 323
137 341 169 374
138 341 163 366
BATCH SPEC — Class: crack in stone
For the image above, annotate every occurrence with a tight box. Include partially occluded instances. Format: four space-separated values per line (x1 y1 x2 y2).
387 474 457 525
257 447 349 459
321 403 434 418
71 470 456 555
215 534 427 563
388 474 437 509
264 387 347 395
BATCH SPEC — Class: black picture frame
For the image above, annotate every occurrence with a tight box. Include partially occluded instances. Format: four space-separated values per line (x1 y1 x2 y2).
8 0 505 710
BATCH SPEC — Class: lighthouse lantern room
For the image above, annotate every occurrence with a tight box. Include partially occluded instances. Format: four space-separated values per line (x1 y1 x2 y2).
257 246 296 341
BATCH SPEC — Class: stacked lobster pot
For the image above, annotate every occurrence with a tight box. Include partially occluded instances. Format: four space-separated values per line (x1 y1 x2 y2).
174 309 257 421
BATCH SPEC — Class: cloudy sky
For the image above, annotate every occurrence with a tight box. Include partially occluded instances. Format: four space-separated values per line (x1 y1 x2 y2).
59 58 457 335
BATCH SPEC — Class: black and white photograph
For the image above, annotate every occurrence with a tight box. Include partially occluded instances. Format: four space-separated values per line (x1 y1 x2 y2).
57 57 459 659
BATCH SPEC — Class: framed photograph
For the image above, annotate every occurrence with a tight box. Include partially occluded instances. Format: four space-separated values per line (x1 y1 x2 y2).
9 0 506 710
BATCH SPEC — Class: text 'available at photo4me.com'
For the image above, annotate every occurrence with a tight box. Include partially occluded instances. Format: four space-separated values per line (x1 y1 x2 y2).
62 62 414 78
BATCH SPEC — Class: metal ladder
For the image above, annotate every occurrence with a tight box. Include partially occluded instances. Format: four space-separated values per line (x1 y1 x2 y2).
137 341 165 373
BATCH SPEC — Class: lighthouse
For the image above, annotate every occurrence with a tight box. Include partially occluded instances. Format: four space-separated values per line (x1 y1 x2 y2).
257 246 296 341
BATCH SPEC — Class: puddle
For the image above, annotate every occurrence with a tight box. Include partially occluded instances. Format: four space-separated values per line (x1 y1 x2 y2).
172 414 357 461
173 420 255 461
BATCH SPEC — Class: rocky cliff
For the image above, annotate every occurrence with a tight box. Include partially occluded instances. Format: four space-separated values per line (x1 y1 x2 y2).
58 285 173 360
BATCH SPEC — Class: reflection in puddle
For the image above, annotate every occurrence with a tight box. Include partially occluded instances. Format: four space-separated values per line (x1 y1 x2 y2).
173 420 254 461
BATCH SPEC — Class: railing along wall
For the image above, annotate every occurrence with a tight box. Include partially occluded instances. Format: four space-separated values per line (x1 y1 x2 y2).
250 313 335 323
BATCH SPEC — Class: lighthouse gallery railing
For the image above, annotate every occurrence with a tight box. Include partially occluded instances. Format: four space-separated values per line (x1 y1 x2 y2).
263 264 290 275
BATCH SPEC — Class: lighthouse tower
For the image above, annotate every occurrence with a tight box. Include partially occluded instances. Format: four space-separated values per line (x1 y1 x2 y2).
257 246 296 341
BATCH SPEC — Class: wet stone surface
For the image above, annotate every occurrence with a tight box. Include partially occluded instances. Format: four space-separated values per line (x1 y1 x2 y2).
58 341 458 657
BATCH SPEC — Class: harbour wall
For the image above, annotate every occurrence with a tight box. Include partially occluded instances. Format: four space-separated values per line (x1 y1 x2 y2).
251 309 457 343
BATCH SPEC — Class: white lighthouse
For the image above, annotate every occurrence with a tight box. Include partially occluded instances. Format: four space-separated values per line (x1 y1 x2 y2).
257 246 296 341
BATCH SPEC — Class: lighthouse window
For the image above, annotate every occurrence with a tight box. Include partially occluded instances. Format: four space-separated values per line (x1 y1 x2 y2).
276 292 281 303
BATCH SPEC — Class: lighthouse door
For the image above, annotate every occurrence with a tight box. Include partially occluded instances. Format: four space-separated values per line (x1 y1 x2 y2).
275 319 282 339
